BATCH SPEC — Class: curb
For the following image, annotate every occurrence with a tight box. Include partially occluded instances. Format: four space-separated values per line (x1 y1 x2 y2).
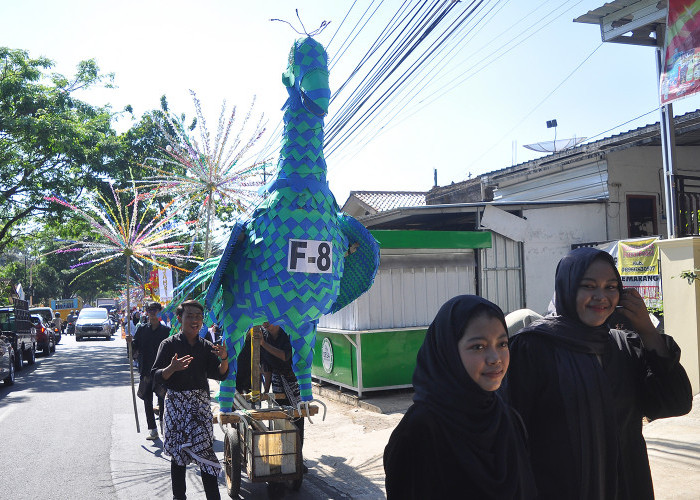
312 382 384 414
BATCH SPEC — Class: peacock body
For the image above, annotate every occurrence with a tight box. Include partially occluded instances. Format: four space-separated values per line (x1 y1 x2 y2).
206 36 379 411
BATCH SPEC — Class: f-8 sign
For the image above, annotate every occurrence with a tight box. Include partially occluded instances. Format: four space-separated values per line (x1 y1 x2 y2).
287 239 333 273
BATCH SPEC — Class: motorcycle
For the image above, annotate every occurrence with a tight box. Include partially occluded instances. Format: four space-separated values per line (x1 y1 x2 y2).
52 323 62 345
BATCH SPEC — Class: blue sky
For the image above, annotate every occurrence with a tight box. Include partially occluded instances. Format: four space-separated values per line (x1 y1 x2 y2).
4 0 700 204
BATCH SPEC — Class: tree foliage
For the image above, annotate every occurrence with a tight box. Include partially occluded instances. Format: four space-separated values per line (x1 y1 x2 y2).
1 51 216 303
0 47 119 254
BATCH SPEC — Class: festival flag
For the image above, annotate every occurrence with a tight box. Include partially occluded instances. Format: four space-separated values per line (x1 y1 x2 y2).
660 0 700 104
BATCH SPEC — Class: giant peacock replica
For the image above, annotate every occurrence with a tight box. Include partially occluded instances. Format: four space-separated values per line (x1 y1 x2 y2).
204 36 380 412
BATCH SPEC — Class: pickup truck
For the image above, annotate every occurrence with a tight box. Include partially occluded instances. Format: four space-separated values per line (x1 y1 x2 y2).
0 298 37 371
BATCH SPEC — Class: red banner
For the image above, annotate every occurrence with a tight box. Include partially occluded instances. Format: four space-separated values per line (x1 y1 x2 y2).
660 0 700 104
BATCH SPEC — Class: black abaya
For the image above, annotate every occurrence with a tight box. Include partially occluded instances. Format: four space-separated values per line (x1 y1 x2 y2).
507 248 692 500
384 295 536 500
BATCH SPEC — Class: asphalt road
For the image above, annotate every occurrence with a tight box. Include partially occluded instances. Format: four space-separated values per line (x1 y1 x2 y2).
0 334 373 499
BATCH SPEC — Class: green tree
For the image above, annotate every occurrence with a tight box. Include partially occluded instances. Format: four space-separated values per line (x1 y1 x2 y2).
0 47 120 254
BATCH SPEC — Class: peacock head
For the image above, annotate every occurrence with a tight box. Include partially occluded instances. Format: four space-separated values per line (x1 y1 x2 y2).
282 37 330 117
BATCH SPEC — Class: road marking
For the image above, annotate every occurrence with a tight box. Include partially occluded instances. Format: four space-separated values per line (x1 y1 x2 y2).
0 406 15 424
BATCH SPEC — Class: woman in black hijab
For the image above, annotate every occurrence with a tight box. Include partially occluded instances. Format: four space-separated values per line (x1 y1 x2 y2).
507 247 692 500
383 295 536 499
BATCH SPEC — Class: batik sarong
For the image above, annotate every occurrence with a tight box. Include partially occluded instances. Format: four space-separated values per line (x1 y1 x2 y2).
163 389 221 476
271 370 301 409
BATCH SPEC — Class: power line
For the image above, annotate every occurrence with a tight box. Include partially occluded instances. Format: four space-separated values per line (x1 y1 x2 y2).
345 0 582 152
586 108 659 142
329 0 508 165
326 1 486 155
326 0 359 52
468 41 603 168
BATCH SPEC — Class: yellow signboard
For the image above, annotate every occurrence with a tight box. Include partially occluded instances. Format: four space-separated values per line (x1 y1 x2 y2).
617 238 661 309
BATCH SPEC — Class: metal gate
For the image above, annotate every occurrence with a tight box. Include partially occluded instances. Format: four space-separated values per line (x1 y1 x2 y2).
479 232 525 314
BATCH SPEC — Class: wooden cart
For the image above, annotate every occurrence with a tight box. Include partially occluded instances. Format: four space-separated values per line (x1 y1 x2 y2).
217 394 320 498
217 326 324 499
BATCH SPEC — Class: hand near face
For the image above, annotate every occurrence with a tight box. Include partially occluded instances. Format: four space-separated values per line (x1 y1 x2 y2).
615 288 656 334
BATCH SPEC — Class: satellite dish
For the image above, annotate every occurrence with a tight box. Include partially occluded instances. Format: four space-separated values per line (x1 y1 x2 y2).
523 137 587 153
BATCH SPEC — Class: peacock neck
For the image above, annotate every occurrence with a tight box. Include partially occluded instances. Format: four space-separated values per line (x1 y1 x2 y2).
277 104 327 183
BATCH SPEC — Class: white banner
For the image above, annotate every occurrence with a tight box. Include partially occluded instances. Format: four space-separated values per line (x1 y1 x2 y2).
158 268 174 301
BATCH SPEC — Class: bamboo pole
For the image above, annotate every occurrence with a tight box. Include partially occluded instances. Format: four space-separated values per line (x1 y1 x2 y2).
251 326 261 406
204 190 214 260
126 254 140 433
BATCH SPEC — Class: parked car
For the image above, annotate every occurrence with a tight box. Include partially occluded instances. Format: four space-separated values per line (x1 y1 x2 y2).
0 333 15 386
30 314 54 356
75 308 112 341
0 301 37 370
29 307 62 344
28 306 55 327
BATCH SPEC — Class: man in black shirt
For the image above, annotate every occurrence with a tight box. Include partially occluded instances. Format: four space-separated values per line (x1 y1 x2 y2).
152 300 228 500
256 321 308 473
127 301 170 440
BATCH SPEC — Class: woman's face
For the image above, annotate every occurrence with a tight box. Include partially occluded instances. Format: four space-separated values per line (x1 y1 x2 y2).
575 258 620 327
457 314 509 391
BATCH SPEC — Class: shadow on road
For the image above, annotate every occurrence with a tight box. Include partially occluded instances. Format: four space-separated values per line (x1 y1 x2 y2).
112 457 173 498
646 438 700 463
0 338 132 402
310 454 385 499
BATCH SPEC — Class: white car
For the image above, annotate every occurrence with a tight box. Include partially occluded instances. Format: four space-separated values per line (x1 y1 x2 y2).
75 308 112 341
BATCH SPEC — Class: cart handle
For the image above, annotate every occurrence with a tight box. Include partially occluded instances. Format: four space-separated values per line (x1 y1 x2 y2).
217 415 226 434
297 399 327 424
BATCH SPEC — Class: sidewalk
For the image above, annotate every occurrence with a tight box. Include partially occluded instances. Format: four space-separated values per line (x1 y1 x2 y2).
310 386 700 499
121 363 697 499
643 394 700 499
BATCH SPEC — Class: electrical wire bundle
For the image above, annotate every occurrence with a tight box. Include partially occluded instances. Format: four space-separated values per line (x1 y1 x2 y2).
256 0 597 174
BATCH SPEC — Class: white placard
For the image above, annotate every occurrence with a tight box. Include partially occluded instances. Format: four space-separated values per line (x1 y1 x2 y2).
322 337 334 373
287 239 333 274
158 268 174 301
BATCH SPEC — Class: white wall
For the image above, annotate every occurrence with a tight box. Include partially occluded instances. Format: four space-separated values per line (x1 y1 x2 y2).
520 204 608 314
606 146 700 239
606 147 665 239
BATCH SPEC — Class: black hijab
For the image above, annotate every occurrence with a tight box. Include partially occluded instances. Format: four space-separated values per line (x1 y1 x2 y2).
516 248 620 499
411 295 535 499
529 247 622 354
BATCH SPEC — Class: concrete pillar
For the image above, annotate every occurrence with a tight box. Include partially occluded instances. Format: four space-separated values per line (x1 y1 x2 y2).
658 237 700 395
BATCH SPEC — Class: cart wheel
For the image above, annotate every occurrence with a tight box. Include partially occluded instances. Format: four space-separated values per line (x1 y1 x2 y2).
224 427 241 498
266 481 285 499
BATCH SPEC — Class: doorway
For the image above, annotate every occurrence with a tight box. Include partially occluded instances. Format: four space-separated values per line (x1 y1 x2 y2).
627 195 658 237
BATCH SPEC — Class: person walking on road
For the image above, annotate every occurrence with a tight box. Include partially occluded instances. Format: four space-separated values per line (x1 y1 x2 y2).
152 299 229 500
127 301 170 440
383 295 536 499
